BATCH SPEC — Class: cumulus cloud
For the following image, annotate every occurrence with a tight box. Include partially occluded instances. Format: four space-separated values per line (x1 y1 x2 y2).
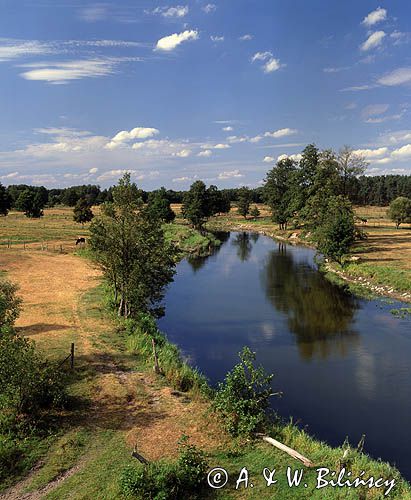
172 176 191 182
106 127 159 149
360 31 386 51
263 156 275 163
222 126 233 132
202 4 216 13
265 128 297 139
89 167 99 174
391 144 411 159
211 35 224 42
378 67 411 86
174 149 192 157
202 143 230 149
156 30 199 51
218 169 243 179
277 153 302 162
251 51 283 73
362 7 387 27
352 147 388 159
198 149 212 157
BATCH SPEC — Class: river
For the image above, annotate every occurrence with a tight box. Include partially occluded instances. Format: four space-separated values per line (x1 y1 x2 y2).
158 232 411 479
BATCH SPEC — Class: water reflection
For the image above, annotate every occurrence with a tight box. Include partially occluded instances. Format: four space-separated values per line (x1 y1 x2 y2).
232 232 253 262
186 231 230 272
261 244 360 360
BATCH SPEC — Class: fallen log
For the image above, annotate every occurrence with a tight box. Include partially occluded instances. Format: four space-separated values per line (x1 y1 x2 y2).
260 435 314 467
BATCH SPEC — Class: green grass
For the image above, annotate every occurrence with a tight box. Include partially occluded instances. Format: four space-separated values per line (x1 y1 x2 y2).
163 221 221 255
345 263 411 293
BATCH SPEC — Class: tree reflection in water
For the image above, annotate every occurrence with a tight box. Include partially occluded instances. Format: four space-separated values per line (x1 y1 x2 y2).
231 232 253 262
186 232 230 272
261 243 360 360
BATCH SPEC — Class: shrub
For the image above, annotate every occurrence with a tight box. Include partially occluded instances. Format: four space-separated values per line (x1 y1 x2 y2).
0 280 22 330
0 332 67 431
213 347 276 436
120 437 208 499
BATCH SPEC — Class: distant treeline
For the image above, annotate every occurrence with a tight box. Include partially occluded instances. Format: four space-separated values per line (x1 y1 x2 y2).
3 174 411 209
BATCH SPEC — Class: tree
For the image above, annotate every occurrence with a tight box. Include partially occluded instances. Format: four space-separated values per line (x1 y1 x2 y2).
236 187 252 219
337 146 368 196
316 196 355 264
207 185 230 216
264 158 297 229
15 189 45 218
181 181 211 230
0 183 11 216
146 188 175 223
89 173 176 318
73 197 94 225
250 205 260 219
388 196 411 229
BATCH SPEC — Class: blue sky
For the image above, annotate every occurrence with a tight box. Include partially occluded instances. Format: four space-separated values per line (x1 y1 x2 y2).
0 0 411 189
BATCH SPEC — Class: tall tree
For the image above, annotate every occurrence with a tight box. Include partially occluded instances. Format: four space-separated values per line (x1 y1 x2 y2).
388 197 411 229
236 187 252 219
146 187 175 223
89 174 175 318
264 157 297 229
337 146 368 196
181 181 211 230
73 197 94 225
0 183 12 216
15 189 45 218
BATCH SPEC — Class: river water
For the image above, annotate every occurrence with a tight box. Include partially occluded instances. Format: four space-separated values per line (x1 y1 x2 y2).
158 232 411 479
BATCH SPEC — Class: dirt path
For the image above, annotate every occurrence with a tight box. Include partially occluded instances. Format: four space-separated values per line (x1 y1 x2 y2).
0 250 224 499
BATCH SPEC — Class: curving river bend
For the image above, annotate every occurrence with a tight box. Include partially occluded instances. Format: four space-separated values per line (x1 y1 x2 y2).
158 232 411 480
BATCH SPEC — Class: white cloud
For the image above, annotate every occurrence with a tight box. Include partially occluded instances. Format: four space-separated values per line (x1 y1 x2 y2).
156 30 199 51
360 31 386 51
89 167 99 174
0 171 19 180
263 156 275 163
218 169 243 179
174 149 192 157
390 31 411 46
202 143 230 149
202 4 216 13
110 127 159 144
198 149 212 157
382 130 411 145
263 58 281 73
239 34 253 41
0 39 54 61
172 176 191 182
277 153 302 162
323 66 350 73
222 126 233 132
211 35 224 42
265 128 297 139
391 144 411 159
19 58 132 84
352 147 388 159
378 67 411 86
362 7 387 27
361 104 389 118
251 51 283 73
227 135 248 143
152 6 189 18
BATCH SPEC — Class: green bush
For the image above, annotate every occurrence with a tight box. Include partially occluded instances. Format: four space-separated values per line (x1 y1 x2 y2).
120 436 209 499
0 332 67 431
213 347 276 437
0 280 22 330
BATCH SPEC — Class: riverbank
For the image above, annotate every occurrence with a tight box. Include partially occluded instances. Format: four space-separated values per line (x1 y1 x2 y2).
206 205 411 304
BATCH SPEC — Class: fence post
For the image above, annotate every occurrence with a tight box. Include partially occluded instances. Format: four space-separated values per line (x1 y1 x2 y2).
70 343 74 369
